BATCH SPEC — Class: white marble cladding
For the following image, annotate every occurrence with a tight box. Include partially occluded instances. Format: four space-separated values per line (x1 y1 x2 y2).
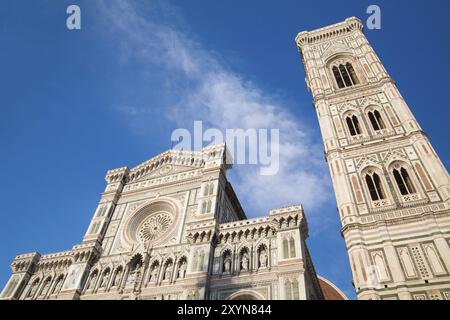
269 204 303 216
122 169 203 193
298 16 450 300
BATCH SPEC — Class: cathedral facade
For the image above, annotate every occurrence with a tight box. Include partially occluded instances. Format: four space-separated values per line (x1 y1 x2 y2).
0 144 343 300
296 17 450 300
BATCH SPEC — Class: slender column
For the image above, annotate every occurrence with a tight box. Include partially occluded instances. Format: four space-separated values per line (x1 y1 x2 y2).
157 263 165 285
105 270 114 292
92 271 102 293
36 281 45 300
47 278 59 297
268 242 272 269
58 273 69 297
140 254 150 288
171 258 178 283
232 246 237 274
250 246 254 272
119 266 129 290
43 278 54 300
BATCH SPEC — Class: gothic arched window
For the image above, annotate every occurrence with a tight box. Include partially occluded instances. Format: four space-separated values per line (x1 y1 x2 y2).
365 172 386 201
285 280 292 300
99 268 110 289
368 110 386 131
333 63 359 89
333 66 345 89
27 278 40 298
201 199 212 214
289 238 296 258
284 279 300 300
346 115 362 136
283 239 289 258
393 167 416 195
112 266 123 287
203 182 214 196
208 183 214 195
85 270 98 291
39 277 52 296
346 63 359 85
283 237 296 259
201 201 207 214
51 275 64 295
339 64 352 87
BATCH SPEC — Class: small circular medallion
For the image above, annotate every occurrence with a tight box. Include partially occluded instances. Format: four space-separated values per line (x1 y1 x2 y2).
159 165 173 175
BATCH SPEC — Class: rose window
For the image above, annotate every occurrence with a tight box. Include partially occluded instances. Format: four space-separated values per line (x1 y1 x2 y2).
122 200 179 247
138 212 173 243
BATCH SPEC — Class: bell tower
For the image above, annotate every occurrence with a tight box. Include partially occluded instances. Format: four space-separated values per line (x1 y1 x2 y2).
296 17 450 300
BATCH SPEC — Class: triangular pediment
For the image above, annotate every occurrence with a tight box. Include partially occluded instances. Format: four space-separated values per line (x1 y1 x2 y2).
135 164 200 182
126 148 208 184
124 144 229 184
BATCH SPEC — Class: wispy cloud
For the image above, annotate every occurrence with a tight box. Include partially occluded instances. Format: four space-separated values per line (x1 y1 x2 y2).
97 0 332 216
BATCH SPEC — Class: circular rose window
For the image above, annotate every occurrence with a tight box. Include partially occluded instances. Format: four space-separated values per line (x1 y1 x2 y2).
123 200 179 247
138 212 172 243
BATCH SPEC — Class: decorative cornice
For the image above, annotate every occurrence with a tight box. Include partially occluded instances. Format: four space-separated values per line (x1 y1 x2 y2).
326 131 427 159
104 144 231 185
341 204 449 235
295 17 363 51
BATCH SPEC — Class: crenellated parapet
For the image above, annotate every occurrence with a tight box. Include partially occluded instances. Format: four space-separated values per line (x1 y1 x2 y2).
11 252 41 275
1 241 104 301
72 242 102 265
295 17 363 51
35 251 73 274
105 167 129 185
103 167 129 205
2 250 75 300
1 252 40 300
185 220 216 245
182 205 305 247
269 204 308 238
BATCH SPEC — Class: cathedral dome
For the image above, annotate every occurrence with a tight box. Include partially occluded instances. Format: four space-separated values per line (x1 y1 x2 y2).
318 276 348 300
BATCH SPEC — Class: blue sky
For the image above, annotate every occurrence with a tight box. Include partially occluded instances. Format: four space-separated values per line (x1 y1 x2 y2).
1 0 450 299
